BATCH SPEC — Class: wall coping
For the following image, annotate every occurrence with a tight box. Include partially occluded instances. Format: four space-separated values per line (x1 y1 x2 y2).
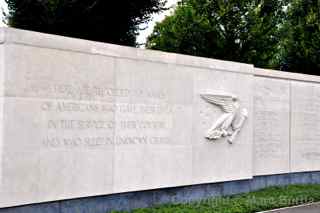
255 68 320 84
2 27 320 83
0 27 253 75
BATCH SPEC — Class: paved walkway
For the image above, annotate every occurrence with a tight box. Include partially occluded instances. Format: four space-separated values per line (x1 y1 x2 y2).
259 202 320 213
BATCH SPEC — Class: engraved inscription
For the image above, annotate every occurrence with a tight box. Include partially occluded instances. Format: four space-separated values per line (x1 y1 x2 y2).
40 95 174 148
254 111 284 158
46 120 166 130
43 136 170 148
253 78 290 175
292 83 320 166
253 79 290 160
41 102 172 114
25 83 167 100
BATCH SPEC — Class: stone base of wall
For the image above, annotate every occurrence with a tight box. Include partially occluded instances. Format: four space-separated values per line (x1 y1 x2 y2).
1 171 320 213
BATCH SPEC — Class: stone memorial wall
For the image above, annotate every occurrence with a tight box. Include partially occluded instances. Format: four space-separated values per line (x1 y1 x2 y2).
253 76 290 175
0 28 320 210
253 69 320 176
291 82 320 172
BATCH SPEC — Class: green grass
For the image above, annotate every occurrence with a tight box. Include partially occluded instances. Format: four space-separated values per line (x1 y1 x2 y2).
112 184 320 213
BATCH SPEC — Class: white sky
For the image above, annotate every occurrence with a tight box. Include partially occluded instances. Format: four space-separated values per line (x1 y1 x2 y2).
0 0 8 27
0 0 178 47
137 0 178 47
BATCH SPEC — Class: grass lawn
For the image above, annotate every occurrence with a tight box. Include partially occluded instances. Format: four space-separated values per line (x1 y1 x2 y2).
112 184 320 213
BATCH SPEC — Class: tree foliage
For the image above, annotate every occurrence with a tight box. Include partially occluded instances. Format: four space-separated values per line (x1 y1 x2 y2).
5 0 166 46
280 0 320 74
147 0 320 74
147 0 286 69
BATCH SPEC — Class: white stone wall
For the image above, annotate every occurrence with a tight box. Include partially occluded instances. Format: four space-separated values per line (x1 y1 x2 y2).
0 28 253 208
253 77 290 175
253 69 320 176
291 82 320 172
0 28 319 208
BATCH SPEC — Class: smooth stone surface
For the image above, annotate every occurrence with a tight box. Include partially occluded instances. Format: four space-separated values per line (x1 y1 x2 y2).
112 60 194 193
192 68 253 184
2 28 253 74
290 172 312 184
265 174 291 187
253 77 290 175
0 28 254 208
1 27 320 209
250 176 267 191
0 98 115 207
222 179 251 195
291 82 320 172
255 68 320 84
311 172 320 184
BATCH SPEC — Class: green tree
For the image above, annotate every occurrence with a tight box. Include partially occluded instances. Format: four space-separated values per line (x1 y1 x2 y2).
280 0 320 74
147 0 287 69
5 0 166 46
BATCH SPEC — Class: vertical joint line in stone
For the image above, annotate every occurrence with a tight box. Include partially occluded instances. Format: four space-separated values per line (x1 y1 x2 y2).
111 57 118 193
252 82 255 175
0 43 4 190
289 81 292 173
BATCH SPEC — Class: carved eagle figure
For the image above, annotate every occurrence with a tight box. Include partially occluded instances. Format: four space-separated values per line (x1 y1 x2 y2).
200 91 248 144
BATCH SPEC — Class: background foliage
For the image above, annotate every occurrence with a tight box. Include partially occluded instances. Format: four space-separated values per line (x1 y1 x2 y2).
4 0 320 75
5 0 166 46
147 0 320 75
280 0 320 74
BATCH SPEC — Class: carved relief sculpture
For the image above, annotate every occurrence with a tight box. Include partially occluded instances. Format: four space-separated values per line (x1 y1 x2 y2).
200 91 248 144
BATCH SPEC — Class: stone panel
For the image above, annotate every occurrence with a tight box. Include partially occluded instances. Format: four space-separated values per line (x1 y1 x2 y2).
0 151 40 207
2 27 320 211
253 77 290 175
4 44 116 101
192 68 253 184
291 82 320 172
113 59 194 192
0 98 115 207
0 39 117 207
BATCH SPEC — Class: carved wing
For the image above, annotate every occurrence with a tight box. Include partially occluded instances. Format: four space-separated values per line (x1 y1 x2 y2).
200 93 237 113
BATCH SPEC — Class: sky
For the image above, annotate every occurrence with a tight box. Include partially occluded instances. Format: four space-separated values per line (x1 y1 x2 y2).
0 0 178 46
137 0 179 46
0 0 8 27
